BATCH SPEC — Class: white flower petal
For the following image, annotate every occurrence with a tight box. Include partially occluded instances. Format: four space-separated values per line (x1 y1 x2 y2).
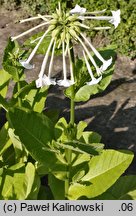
109 10 121 28
19 60 34 69
36 77 43 88
70 4 86 15
57 79 75 87
36 75 56 88
86 76 102 86
43 75 56 86
100 57 112 72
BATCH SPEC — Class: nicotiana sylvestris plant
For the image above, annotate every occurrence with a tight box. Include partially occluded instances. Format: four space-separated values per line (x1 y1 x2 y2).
0 3 136 200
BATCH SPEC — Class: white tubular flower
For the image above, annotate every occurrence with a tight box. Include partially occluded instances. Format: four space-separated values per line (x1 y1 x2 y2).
109 10 121 28
19 59 34 70
48 40 56 79
19 29 50 69
80 33 112 73
19 15 52 23
100 57 112 72
93 26 111 30
70 4 86 15
57 79 74 87
76 35 101 76
36 38 56 87
38 38 54 78
85 9 106 15
83 51 102 85
79 9 121 28
36 75 56 88
86 75 102 85
11 21 50 41
57 42 74 87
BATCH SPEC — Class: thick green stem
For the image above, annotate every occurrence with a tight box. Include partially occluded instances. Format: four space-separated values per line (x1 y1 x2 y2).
17 81 22 107
65 148 71 199
65 44 75 199
69 44 75 126
70 86 75 126
16 68 22 107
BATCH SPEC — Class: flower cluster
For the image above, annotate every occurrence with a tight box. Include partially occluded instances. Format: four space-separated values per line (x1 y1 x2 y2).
11 3 120 88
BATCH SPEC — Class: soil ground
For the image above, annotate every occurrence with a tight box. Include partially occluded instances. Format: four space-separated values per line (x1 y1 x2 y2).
0 9 136 174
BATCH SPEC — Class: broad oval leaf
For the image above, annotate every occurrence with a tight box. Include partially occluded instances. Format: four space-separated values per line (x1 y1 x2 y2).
7 108 57 169
68 149 134 199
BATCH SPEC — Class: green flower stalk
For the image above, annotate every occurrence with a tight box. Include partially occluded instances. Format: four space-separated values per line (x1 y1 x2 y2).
11 3 120 88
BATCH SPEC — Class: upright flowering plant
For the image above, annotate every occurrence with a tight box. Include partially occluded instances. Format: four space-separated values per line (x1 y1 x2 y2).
0 3 135 200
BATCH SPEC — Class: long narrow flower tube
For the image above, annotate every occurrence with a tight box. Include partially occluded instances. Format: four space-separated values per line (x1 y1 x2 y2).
20 15 52 23
83 51 102 85
38 38 54 78
79 10 121 28
57 42 74 87
80 32 112 73
76 34 101 76
37 14 49 22
48 41 56 80
70 5 106 15
83 9 106 15
11 21 50 41
93 26 111 30
19 29 50 69
36 38 55 88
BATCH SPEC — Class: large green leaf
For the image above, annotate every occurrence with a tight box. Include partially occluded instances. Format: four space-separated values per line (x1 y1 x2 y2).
0 69 11 98
7 108 57 169
95 175 136 200
68 149 134 199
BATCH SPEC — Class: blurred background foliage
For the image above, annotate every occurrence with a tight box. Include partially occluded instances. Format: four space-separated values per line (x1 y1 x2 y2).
0 0 135 58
